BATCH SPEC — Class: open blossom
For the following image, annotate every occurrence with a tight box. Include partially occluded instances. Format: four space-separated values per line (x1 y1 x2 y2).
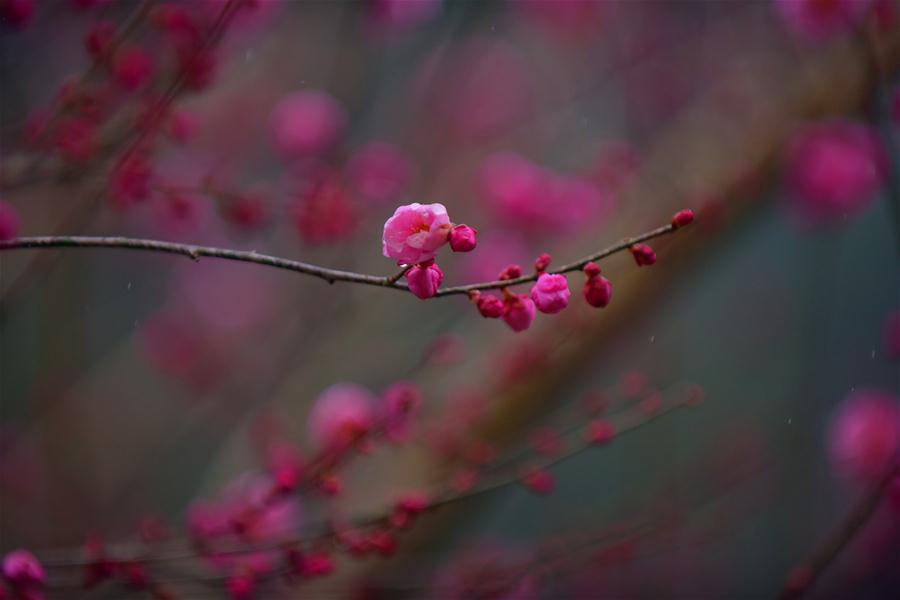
382 202 452 265
775 0 874 40
503 294 536 332
829 389 900 482
530 273 570 314
785 121 887 223
406 262 443 299
307 383 376 449
270 90 346 157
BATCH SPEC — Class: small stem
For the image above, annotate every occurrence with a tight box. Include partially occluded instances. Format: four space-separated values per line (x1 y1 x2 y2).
385 265 412 285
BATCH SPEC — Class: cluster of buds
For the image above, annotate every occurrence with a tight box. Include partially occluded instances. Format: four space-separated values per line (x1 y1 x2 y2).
382 203 478 300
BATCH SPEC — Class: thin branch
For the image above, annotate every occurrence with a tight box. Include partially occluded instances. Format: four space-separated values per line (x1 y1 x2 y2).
0 218 683 296
777 455 900 600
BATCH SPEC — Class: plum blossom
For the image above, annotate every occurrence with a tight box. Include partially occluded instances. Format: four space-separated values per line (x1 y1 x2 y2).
270 90 346 158
382 202 452 265
530 273 570 314
785 121 887 224
829 389 900 482
307 383 377 449
2 550 44 586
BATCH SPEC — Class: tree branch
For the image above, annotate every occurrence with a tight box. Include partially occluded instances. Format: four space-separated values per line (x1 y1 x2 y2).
0 218 683 296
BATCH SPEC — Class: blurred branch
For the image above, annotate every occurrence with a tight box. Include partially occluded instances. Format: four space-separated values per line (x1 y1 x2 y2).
777 456 900 600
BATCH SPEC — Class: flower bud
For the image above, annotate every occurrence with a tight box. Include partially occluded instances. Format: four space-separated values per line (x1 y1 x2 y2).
405 262 443 299
534 252 551 273
502 294 536 332
583 275 612 308
530 273 570 314
630 243 656 267
448 224 477 252
671 208 694 228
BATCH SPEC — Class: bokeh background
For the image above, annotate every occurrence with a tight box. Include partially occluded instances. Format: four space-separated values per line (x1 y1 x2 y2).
1 0 899 598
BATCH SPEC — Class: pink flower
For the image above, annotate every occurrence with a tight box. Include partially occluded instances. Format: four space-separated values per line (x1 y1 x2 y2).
382 202 452 265
383 381 423 442
347 142 414 204
0 201 20 241
449 224 477 253
785 121 887 223
630 243 656 267
405 262 443 299
270 90 346 157
307 384 376 450
530 273 570 314
829 389 900 482
2 550 44 586
503 294 536 332
775 0 874 40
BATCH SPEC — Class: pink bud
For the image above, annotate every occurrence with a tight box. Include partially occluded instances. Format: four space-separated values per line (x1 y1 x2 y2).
499 264 522 280
368 529 397 557
405 262 443 300
0 201 20 241
583 275 612 308
475 293 505 319
671 208 694 228
502 294 536 332
449 224 477 252
583 261 601 278
530 273 570 314
630 243 656 267
586 420 616 445
2 550 44 586
534 252 551 273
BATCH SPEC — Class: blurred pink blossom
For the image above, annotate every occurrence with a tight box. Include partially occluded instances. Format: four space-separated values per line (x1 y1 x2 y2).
270 90 346 158
829 389 900 482
307 383 377 450
347 142 414 204
785 121 887 224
